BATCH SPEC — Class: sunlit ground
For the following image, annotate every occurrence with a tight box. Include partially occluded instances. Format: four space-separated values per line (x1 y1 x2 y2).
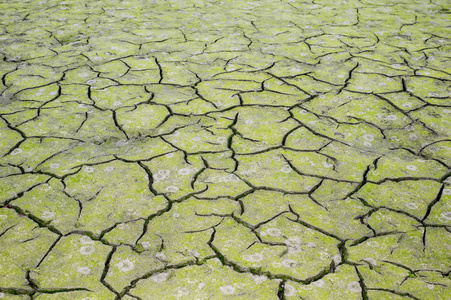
0 0 450 299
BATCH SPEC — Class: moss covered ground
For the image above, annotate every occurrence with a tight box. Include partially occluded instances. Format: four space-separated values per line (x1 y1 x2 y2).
0 0 450 299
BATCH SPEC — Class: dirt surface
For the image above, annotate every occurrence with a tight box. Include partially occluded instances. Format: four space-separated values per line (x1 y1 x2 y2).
0 0 450 299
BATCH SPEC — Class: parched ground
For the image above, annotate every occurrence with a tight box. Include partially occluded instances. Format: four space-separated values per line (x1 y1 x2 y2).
0 0 450 299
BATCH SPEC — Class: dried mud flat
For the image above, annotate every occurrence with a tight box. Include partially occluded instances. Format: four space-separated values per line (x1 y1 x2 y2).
0 0 450 299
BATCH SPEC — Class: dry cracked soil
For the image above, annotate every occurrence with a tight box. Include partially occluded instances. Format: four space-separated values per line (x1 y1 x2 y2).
0 0 450 299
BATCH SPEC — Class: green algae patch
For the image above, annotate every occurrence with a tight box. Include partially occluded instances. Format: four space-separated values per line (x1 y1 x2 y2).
367 149 449 181
30 235 114 298
12 178 80 235
356 180 442 219
425 186 451 224
91 85 151 110
0 208 58 288
213 217 340 281
284 265 362 299
359 263 451 300
102 219 146 246
0 0 450 298
347 227 451 272
236 150 321 193
0 174 49 205
141 151 206 199
64 161 167 234
130 258 280 300
136 199 226 265
116 104 169 138
0 137 78 172
104 245 165 292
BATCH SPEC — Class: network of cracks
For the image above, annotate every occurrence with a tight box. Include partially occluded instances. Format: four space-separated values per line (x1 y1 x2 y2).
0 0 450 299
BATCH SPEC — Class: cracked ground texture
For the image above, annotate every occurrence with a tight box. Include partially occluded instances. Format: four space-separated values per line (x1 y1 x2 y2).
0 0 450 299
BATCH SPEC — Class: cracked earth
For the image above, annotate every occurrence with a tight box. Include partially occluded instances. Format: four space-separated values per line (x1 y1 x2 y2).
0 0 450 299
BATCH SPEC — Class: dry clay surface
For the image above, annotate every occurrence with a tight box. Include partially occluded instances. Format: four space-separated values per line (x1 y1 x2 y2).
0 0 451 299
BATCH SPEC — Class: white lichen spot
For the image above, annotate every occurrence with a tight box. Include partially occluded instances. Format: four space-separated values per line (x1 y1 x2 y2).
217 137 227 143
225 174 238 182
41 211 55 219
193 136 202 141
158 169 170 177
77 266 91 275
322 161 333 168
287 244 303 255
363 134 374 141
406 203 418 209
115 140 128 147
306 242 317 248
252 275 268 284
363 257 377 266
245 253 264 262
174 287 189 297
11 148 23 155
409 134 418 141
113 101 122 106
284 284 297 296
80 245 96 255
426 284 435 290
313 279 325 288
282 259 298 268
142 241 151 249
165 186 179 192
402 103 412 108
105 166 115 172
85 166 95 173
347 281 362 292
117 259 135 272
333 255 342 264
80 236 95 245
265 228 282 237
166 153 175 158
363 141 372 147
245 119 254 125
219 285 235 295
406 165 417 171
151 272 169 283
280 165 292 173
154 174 167 181
156 252 167 260
367 241 380 248
285 237 303 253
386 115 398 121
442 189 451 195
440 211 451 221
198 282 206 289
178 168 192 175
50 163 60 169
